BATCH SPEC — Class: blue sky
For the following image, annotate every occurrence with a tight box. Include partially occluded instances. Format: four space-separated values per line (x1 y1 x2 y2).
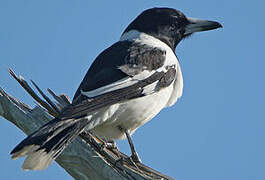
0 1 264 180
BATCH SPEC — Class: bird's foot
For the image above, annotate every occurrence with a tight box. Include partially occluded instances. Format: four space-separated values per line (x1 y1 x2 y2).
115 152 142 171
130 151 142 163
100 140 118 151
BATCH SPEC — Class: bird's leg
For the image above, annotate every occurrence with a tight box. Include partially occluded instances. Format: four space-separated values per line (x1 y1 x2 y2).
124 129 142 163
114 126 142 170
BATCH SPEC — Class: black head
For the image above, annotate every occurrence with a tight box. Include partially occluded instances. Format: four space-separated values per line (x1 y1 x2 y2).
123 8 222 50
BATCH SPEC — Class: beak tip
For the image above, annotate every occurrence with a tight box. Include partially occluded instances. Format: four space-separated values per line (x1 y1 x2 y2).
217 22 223 29
211 21 223 30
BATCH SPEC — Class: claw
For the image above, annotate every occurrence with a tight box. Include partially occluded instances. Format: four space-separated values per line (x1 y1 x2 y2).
114 157 125 167
115 156 141 171
100 140 118 151
130 151 142 163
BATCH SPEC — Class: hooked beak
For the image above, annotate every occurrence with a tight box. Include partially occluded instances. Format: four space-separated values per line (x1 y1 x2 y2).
184 17 222 35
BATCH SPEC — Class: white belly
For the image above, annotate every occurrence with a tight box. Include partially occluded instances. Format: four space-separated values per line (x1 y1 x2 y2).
92 84 174 140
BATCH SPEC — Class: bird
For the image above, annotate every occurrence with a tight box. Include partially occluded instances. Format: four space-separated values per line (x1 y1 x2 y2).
10 7 222 170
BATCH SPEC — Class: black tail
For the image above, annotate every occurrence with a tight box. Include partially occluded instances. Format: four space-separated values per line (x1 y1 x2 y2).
11 116 89 170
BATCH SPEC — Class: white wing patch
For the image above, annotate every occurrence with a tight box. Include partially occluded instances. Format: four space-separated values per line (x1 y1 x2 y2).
142 80 160 95
81 69 157 98
81 76 135 97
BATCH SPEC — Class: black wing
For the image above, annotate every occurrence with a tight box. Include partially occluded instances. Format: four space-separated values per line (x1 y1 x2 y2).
60 67 176 119
73 40 166 104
